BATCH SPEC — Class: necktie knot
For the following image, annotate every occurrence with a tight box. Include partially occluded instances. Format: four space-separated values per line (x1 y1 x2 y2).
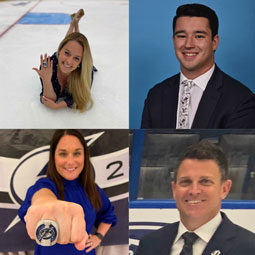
182 80 194 91
182 232 199 245
180 232 199 255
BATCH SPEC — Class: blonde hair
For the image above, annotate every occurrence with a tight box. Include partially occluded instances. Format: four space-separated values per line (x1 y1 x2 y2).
57 32 93 112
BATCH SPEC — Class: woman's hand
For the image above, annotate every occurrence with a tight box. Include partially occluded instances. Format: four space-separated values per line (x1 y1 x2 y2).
41 96 67 109
41 96 58 109
34 54 57 101
24 200 88 251
85 234 102 252
33 54 53 82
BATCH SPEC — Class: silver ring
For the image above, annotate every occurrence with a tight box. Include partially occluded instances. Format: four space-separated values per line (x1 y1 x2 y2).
35 219 59 246
42 61 47 68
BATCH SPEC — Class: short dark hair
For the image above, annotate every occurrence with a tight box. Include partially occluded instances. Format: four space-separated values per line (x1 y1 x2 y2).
173 4 219 39
174 140 228 181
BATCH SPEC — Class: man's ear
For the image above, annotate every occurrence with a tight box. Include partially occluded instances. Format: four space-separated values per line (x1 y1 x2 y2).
221 179 232 199
212 34 219 52
171 181 176 200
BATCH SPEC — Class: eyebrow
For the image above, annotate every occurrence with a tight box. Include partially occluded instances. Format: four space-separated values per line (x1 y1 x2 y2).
57 148 83 152
178 175 213 180
195 30 208 35
174 30 208 36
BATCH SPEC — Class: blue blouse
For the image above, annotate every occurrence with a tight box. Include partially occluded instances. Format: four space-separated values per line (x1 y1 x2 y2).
18 177 117 255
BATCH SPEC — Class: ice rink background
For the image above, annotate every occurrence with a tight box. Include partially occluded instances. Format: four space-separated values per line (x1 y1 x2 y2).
0 0 128 128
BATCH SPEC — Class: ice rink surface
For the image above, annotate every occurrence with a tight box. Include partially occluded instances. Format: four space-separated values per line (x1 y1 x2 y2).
0 0 128 128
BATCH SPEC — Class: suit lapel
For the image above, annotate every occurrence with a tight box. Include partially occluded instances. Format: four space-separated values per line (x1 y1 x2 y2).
160 222 179 255
202 212 236 255
192 66 223 128
162 74 179 128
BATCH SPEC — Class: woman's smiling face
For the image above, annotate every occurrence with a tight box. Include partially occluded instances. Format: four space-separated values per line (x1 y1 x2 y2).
58 40 83 75
54 135 85 180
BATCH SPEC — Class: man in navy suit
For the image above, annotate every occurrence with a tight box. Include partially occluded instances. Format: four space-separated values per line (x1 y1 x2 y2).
135 141 255 255
141 4 255 129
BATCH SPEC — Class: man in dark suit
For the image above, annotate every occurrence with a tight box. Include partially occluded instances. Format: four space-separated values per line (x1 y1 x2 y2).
135 141 255 255
141 4 255 129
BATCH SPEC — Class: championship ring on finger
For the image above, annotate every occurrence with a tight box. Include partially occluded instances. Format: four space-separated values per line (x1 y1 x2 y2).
35 219 59 246
42 61 47 68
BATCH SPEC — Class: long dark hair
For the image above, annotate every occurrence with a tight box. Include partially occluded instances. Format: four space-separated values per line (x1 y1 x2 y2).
47 129 101 211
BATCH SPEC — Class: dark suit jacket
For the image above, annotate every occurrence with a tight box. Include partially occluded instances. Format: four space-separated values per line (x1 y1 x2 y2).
141 66 255 128
135 212 255 255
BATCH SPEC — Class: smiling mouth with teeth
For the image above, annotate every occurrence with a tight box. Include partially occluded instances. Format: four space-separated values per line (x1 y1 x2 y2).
184 53 197 56
65 168 76 171
189 200 201 203
186 199 205 204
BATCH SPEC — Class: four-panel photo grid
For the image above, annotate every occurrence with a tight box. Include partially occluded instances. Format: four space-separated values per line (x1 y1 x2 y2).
1 0 255 255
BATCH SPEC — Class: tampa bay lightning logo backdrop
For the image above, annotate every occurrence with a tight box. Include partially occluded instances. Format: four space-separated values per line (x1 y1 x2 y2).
10 146 50 206
8 132 105 207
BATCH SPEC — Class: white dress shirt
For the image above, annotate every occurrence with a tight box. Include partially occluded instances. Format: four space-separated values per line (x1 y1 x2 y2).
176 65 215 129
170 212 222 255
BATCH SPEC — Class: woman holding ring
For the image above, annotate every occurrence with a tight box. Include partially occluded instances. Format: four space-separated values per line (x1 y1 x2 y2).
19 129 117 254
33 10 95 112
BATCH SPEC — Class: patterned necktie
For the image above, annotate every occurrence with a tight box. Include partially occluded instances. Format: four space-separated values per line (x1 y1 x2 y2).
180 232 199 255
177 80 194 129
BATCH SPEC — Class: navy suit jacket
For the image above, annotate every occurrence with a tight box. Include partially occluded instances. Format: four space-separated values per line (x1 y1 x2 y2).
141 66 255 128
135 212 255 255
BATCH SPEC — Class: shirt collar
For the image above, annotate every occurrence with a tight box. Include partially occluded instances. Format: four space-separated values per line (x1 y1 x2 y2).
180 64 215 91
174 212 222 244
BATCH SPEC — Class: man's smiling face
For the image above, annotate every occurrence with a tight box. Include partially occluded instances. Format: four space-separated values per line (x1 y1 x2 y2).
171 159 231 230
173 16 219 80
